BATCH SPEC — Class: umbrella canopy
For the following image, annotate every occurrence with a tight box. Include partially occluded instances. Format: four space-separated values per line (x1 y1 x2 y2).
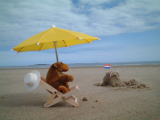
13 25 99 62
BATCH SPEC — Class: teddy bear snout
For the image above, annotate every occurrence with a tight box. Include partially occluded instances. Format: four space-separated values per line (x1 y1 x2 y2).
62 65 69 72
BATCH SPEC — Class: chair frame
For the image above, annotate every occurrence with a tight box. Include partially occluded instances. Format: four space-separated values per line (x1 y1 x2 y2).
40 76 79 108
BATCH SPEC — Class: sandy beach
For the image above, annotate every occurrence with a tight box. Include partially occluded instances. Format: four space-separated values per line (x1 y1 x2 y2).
0 65 160 120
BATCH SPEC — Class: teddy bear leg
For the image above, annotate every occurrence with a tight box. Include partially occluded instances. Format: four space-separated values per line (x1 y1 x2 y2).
58 86 68 94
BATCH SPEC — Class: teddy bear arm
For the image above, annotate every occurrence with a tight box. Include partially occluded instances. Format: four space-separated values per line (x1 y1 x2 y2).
58 75 74 83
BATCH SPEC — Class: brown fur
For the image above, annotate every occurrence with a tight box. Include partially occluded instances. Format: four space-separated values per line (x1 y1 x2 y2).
46 62 74 94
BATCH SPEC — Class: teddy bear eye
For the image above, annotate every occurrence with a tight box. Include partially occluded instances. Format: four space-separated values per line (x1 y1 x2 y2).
52 64 57 68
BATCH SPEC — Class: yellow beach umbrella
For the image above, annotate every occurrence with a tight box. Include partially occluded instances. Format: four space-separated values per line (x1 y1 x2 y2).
13 25 100 62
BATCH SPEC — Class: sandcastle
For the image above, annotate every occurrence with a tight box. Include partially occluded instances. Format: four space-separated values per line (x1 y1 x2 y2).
102 72 125 87
94 72 149 89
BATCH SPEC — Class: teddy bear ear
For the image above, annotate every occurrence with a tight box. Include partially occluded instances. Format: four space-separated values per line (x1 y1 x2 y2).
53 64 57 68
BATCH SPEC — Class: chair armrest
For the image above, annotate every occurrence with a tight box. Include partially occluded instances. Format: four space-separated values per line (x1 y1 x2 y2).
70 85 79 90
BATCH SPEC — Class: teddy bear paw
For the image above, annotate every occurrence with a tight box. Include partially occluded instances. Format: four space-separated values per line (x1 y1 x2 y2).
68 75 74 82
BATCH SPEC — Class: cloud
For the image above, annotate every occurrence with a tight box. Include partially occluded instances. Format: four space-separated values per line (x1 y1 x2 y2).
1 0 160 47
0 0 93 48
0 0 160 66
85 0 160 35
79 0 112 5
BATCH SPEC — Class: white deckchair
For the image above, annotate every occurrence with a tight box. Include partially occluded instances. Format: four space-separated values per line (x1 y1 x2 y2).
24 70 79 108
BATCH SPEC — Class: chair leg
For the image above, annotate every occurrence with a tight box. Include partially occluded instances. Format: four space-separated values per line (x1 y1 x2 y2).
44 95 79 108
46 92 57 105
44 96 63 108
70 95 78 102
66 97 79 107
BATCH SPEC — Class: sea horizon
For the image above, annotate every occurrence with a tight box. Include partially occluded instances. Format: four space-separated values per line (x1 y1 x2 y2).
1 61 160 69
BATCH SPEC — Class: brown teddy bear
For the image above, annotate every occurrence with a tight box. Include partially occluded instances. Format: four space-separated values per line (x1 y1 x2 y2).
46 62 74 94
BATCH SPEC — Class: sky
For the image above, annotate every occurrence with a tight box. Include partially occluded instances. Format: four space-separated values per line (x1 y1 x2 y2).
0 0 160 66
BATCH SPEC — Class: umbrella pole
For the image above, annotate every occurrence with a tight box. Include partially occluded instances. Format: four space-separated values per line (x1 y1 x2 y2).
54 41 59 62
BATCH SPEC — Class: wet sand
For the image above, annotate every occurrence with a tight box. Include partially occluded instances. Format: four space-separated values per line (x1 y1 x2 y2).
0 65 160 120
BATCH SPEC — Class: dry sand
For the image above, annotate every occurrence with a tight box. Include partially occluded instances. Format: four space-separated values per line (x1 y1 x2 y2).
0 65 160 120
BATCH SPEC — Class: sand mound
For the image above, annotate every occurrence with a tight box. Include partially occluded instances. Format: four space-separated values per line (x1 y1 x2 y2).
94 72 149 90
82 97 88 101
124 79 147 89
